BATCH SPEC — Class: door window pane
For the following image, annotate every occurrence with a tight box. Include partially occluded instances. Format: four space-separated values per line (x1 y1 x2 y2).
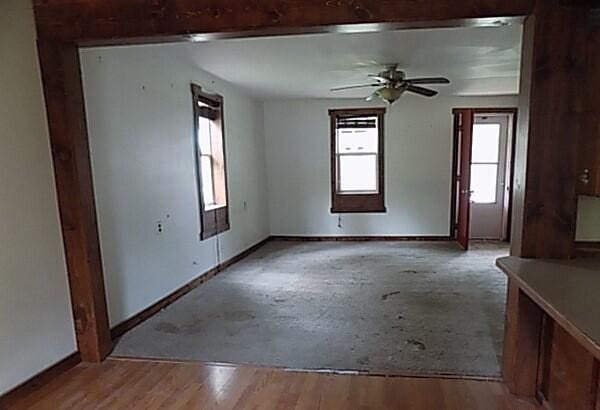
472 124 500 163
339 154 377 192
470 164 498 203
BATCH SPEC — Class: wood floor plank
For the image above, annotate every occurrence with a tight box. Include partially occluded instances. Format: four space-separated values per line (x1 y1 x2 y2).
292 372 323 410
176 365 239 408
4 359 541 410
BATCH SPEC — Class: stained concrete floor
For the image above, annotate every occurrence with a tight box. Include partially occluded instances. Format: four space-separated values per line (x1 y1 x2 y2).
112 240 509 378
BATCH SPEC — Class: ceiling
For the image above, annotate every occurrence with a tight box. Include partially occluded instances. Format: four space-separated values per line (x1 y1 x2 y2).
184 24 522 100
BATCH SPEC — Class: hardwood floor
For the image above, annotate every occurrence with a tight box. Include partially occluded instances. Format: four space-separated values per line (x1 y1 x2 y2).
7 358 539 409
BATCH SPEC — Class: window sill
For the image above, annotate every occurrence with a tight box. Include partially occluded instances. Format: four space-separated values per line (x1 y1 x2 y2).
337 191 379 196
330 207 387 214
204 203 227 211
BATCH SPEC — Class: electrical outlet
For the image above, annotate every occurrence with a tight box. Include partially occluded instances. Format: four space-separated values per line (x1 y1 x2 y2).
155 221 163 234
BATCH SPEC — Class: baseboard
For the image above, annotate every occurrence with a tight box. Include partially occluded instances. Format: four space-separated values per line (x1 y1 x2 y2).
110 236 271 340
0 352 81 407
270 235 453 242
575 241 600 247
574 241 600 258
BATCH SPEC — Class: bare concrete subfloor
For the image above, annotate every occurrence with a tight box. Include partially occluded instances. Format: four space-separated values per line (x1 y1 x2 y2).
112 240 509 378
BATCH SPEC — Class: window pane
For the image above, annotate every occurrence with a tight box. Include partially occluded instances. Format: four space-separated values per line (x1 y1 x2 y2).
472 123 500 163
198 117 212 155
339 154 377 192
200 155 215 206
470 163 498 203
337 127 378 154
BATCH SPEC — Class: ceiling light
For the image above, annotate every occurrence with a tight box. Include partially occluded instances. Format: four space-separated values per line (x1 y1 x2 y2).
377 86 405 104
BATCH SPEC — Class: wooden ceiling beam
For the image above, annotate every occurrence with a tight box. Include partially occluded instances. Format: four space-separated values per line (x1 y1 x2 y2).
33 0 533 44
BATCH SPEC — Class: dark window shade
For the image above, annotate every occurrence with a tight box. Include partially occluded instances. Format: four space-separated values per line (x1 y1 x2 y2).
197 94 221 108
336 117 377 129
197 105 219 121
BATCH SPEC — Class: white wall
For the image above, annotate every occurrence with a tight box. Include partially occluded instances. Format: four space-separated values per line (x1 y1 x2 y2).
576 196 600 241
81 44 270 327
264 96 518 236
0 0 77 395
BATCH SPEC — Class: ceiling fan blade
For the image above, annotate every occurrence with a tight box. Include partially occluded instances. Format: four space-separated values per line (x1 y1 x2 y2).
405 77 450 85
367 74 391 84
406 85 438 97
330 83 380 91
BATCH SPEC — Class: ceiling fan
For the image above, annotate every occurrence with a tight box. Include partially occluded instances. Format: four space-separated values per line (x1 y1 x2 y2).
330 64 450 105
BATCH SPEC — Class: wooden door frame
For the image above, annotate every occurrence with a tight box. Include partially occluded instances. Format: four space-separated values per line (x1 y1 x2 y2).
31 0 596 363
450 107 518 242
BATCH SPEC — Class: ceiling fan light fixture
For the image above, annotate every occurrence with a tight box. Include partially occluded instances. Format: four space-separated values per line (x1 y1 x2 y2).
331 65 449 103
377 86 404 104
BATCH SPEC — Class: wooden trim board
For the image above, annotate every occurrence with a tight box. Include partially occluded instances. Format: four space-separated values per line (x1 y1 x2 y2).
111 236 271 339
575 241 600 248
33 2 532 45
109 355 503 382
37 39 113 362
0 353 81 408
575 241 600 258
270 235 453 242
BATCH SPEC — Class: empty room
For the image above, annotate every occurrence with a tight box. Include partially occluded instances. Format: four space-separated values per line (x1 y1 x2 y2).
1 0 599 409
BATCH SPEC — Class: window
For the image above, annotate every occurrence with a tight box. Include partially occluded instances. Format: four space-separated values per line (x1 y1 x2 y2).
191 84 229 239
470 123 501 204
329 108 386 213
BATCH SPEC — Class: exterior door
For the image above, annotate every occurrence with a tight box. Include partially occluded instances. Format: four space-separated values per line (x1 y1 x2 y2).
454 109 473 250
469 114 510 239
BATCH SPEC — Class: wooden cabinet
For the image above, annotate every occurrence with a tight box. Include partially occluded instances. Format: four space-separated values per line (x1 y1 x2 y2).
498 258 600 409
538 319 599 410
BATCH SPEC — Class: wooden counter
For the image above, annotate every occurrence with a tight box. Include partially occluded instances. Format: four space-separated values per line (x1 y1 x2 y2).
497 256 600 410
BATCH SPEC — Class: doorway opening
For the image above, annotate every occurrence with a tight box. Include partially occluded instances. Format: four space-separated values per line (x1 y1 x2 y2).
450 108 517 250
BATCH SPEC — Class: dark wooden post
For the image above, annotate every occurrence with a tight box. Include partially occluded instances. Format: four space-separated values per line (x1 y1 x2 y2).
510 0 592 258
37 39 112 362
503 280 543 397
